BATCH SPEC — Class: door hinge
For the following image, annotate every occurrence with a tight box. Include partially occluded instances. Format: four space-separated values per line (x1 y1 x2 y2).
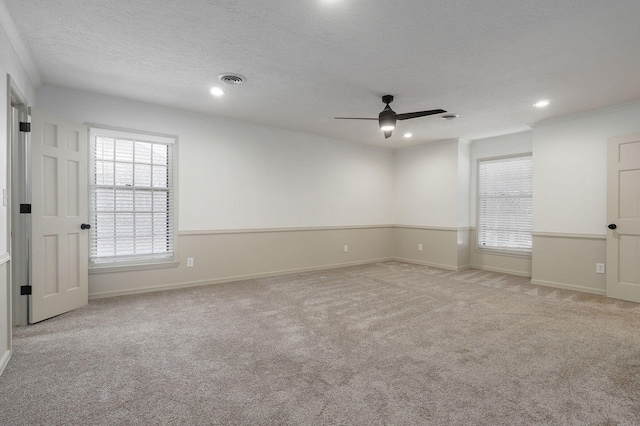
19 122 31 132
20 285 32 295
20 204 31 214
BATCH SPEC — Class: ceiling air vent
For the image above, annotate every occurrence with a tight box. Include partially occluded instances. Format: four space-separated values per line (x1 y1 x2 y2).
440 114 459 120
218 73 246 85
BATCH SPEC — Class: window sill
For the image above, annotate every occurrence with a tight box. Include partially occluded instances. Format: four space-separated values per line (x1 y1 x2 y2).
89 261 180 275
474 247 532 259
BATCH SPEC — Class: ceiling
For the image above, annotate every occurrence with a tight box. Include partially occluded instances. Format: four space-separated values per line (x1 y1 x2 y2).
3 0 640 148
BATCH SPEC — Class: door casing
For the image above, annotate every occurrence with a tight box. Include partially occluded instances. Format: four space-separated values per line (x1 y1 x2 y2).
8 77 29 327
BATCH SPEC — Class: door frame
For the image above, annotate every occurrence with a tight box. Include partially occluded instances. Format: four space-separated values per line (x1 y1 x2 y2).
8 76 29 327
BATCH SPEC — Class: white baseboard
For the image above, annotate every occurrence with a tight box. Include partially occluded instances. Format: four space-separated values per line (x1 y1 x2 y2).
0 350 11 377
530 279 606 295
90 257 604 300
394 257 466 271
89 258 395 299
471 264 532 278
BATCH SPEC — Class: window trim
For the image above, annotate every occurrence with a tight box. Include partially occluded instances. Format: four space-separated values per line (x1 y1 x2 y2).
87 124 179 270
475 153 533 257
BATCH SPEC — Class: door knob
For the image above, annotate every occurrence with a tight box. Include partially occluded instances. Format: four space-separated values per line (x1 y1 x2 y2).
608 224 617 230
81 223 91 230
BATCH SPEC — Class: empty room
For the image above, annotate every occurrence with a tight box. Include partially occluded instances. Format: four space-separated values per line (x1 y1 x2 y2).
1 0 640 424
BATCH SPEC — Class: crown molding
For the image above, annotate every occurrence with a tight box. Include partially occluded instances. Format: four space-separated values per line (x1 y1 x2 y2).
528 101 640 129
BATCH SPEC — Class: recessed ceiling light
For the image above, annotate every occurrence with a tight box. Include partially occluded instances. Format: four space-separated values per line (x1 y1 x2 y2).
440 114 459 120
404 133 412 138
533 100 550 108
210 87 225 97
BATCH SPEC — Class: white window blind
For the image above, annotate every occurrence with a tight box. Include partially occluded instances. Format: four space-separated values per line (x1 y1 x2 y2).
478 155 533 253
89 127 175 266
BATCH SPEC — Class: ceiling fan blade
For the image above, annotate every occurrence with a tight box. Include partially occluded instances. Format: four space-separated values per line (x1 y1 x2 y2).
395 109 447 120
334 117 379 120
383 130 393 139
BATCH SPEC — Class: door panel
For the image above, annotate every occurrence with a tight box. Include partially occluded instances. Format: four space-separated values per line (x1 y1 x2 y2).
619 170 639 218
618 236 639 284
607 132 640 302
43 235 58 295
30 109 88 323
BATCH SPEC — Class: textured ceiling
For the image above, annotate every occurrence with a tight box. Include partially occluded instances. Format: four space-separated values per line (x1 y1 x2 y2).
4 0 640 148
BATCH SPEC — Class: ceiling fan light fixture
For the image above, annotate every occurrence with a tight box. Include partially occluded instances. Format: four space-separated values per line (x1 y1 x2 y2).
379 113 396 133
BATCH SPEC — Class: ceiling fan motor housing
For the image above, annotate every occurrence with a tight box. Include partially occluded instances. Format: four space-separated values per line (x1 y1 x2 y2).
379 108 397 123
379 95 397 138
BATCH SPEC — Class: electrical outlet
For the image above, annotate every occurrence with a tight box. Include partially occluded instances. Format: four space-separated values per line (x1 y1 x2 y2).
187 257 194 267
343 245 349 253
418 243 423 251
596 263 605 274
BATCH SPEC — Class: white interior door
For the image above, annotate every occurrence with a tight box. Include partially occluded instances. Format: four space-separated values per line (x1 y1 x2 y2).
30 109 88 323
606 131 640 303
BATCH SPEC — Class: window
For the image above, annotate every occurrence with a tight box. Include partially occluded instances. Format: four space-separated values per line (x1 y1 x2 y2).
477 155 532 253
89 127 176 267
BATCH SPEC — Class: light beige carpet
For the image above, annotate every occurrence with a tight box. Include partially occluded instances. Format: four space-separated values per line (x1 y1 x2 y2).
1 261 640 425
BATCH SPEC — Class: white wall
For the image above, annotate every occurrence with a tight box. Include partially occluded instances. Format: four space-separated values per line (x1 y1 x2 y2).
0 16 36 373
532 103 640 234
529 103 640 293
393 138 471 269
457 139 471 228
36 87 396 299
394 139 461 227
36 86 395 231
